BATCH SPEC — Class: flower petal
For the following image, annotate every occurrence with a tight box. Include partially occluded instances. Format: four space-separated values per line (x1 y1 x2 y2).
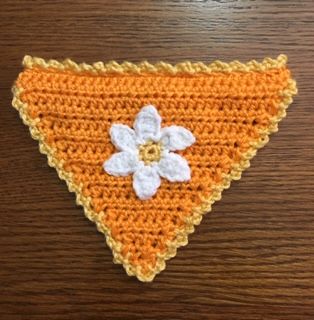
103 151 138 176
158 152 191 182
133 165 161 200
161 125 195 151
134 105 161 142
110 124 137 152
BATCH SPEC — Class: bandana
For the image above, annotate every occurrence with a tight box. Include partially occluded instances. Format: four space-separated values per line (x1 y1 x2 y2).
12 54 297 281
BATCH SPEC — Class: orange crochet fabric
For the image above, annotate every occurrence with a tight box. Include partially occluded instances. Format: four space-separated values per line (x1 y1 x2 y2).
12 55 297 281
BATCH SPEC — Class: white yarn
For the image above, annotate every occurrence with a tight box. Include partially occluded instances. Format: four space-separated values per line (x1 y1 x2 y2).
103 151 138 176
133 164 161 200
103 105 195 200
134 105 161 143
110 124 137 152
157 152 191 182
161 125 196 151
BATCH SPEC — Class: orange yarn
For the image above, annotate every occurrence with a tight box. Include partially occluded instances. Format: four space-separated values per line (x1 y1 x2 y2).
13 56 297 281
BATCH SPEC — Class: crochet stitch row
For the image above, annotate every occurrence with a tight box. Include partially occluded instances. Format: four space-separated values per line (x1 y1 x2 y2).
23 54 288 74
12 55 297 281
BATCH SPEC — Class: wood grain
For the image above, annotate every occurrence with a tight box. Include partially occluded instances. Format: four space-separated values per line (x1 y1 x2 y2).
0 1 313 319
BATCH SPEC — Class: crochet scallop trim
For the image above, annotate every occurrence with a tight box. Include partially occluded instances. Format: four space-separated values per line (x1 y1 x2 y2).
12 56 297 282
23 54 288 75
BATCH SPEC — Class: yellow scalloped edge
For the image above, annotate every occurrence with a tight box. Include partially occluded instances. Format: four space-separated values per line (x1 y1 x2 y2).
12 55 297 281
23 54 288 74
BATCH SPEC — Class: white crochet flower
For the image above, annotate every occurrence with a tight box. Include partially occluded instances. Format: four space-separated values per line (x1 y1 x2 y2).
103 105 195 200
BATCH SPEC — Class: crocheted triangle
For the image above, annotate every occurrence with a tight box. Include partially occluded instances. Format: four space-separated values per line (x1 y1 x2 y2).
12 54 297 282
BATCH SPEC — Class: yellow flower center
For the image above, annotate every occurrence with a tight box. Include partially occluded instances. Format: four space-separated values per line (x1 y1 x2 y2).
139 141 162 164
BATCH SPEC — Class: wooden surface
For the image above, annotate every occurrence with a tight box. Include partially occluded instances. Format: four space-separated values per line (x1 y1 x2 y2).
0 1 313 319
